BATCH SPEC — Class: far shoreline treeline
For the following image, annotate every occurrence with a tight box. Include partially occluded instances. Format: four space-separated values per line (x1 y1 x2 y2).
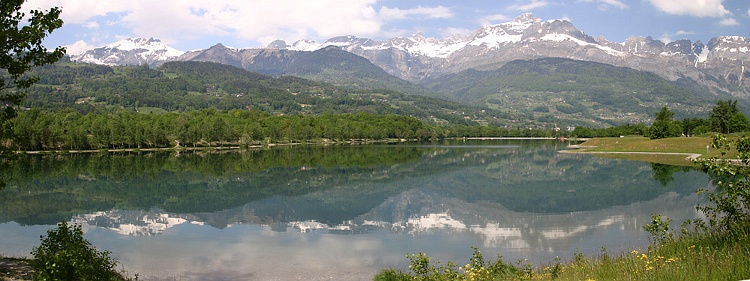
2 108 563 151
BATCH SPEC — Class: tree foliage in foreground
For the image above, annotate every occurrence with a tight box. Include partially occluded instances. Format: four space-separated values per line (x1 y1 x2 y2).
0 0 65 139
692 135 750 235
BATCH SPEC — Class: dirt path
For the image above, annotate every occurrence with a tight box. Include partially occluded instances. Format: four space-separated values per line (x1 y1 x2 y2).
559 149 702 161
0 258 32 281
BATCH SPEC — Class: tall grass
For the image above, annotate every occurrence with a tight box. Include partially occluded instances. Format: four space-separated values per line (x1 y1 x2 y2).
374 224 750 281
375 135 750 281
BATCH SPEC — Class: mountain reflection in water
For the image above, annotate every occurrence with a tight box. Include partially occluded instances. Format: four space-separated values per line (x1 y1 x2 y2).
0 140 709 281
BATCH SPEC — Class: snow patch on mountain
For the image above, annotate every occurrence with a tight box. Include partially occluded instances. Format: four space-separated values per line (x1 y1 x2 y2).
69 38 184 66
505 12 540 32
468 30 523 48
540 34 624 56
279 13 624 60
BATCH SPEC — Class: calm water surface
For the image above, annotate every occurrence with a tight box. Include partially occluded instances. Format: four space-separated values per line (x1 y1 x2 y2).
0 140 709 280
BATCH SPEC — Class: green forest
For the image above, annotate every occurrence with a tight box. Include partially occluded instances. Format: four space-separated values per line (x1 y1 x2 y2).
22 59 509 125
3 107 561 151
0 60 569 151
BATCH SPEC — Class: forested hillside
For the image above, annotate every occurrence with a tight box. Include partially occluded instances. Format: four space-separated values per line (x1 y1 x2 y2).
423 58 741 127
1 60 572 151
23 59 510 126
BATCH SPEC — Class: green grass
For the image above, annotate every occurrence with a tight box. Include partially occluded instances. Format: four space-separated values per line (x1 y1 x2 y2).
570 136 728 166
543 226 750 281
375 225 750 281
579 136 713 154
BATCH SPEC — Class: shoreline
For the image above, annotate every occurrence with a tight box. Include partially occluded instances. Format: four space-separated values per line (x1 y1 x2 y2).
12 137 579 155
558 149 702 161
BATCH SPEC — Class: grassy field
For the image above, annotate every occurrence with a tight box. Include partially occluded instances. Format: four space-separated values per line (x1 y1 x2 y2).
568 136 721 166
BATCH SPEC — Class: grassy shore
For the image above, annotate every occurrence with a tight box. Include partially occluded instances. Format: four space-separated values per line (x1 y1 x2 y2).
376 228 750 280
376 135 750 281
563 136 720 166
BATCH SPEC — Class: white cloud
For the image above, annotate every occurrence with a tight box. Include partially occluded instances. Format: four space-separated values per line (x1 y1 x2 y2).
440 27 473 38
379 6 453 21
577 0 628 10
82 21 99 29
479 14 512 26
648 0 730 17
23 0 132 24
659 33 672 43
26 0 461 46
64 40 95 55
660 30 697 43
599 0 627 9
508 0 550 11
719 18 739 26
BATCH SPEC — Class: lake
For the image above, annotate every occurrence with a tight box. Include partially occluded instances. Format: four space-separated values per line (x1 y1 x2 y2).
0 139 710 280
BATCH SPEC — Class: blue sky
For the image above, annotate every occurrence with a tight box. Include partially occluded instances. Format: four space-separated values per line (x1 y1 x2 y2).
21 0 750 54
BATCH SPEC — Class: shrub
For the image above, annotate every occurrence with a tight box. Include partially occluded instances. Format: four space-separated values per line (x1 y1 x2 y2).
374 246 518 280
30 221 131 281
693 135 750 236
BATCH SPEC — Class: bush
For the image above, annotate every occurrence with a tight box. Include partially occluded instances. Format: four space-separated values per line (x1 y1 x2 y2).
374 246 518 280
30 221 132 281
693 135 750 235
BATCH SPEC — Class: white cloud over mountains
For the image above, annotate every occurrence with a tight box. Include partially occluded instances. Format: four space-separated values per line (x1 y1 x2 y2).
577 0 628 10
648 0 730 17
646 0 738 28
20 0 750 52
508 0 551 12
24 0 455 47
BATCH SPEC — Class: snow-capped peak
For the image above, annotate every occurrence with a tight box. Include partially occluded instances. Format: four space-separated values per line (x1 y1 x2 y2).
106 38 183 57
69 37 184 66
290 39 322 51
508 13 540 32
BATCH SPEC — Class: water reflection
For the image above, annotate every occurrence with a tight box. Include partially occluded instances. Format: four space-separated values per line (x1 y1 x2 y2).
0 140 710 280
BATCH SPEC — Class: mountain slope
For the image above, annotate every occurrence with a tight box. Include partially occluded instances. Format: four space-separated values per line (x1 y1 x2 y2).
176 44 432 96
275 14 750 99
67 14 750 100
26 60 510 126
64 13 750 125
424 58 736 126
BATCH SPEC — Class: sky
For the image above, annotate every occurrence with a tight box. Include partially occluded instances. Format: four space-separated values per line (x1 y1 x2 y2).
20 0 750 54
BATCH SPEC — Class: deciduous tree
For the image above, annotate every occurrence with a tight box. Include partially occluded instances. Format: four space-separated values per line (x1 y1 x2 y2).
1 0 65 142
647 106 682 139
710 100 749 134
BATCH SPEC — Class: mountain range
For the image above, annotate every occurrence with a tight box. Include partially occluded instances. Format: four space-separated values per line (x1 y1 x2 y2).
67 13 750 125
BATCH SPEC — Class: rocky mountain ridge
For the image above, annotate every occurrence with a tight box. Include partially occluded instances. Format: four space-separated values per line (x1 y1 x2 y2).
69 37 183 67
69 13 750 98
